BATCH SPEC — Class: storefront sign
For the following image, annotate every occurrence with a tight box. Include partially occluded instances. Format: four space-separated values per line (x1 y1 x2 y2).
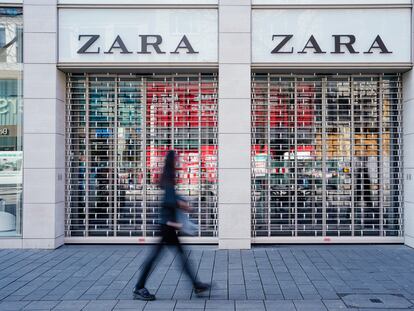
270 35 391 55
252 9 411 64
59 9 218 63
77 34 198 55
0 97 21 115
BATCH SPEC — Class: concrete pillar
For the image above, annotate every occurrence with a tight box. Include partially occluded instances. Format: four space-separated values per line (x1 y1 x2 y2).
22 0 65 248
218 0 251 249
404 69 414 248
402 4 414 249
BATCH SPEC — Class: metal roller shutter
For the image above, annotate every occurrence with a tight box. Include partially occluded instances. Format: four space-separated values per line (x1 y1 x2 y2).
65 73 218 241
251 74 403 241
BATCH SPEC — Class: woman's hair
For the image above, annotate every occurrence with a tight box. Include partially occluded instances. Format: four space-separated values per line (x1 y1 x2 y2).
159 150 176 188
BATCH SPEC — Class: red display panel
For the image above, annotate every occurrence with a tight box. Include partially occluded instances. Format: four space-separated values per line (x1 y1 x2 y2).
269 97 290 128
200 84 217 128
146 145 169 184
176 150 200 185
296 83 315 127
146 83 173 128
201 145 217 183
146 146 218 185
146 82 217 128
252 84 315 128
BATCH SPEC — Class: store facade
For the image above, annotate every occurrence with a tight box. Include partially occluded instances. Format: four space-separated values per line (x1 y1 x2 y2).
0 0 413 249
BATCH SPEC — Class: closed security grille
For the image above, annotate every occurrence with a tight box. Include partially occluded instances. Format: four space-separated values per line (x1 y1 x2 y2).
66 73 218 239
251 74 403 239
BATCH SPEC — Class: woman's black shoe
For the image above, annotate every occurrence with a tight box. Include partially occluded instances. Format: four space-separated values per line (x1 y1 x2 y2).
133 287 156 301
194 282 210 294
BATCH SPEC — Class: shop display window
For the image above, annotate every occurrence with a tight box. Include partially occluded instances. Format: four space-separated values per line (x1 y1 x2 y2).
0 7 23 237
252 74 402 239
66 73 218 238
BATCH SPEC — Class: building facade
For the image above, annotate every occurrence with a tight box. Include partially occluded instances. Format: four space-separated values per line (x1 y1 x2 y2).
0 0 413 249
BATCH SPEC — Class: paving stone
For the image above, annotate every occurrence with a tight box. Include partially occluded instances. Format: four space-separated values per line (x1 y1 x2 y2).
97 289 122 300
229 285 246 300
264 300 296 311
322 300 348 311
209 289 228 300
298 284 318 295
52 300 89 310
265 294 284 300
317 290 339 300
23 301 59 310
212 281 227 290
114 299 147 310
294 300 328 311
246 289 265 300
172 288 192 300
2 295 26 301
155 285 177 299
82 300 118 311
235 300 265 311
0 301 31 311
0 245 414 310
175 300 206 309
206 300 235 311
144 300 176 310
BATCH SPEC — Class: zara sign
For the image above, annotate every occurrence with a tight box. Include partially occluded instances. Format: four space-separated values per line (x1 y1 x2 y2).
58 9 218 63
253 9 411 64
270 34 392 55
76 34 199 55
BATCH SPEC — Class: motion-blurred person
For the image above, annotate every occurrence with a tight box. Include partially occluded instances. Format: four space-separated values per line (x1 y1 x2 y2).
133 150 210 301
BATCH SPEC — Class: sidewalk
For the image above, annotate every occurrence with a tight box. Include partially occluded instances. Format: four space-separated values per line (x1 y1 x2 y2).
0 245 413 311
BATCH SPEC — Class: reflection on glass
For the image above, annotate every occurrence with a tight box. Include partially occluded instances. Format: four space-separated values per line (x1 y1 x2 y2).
66 74 218 238
0 7 23 237
252 74 402 238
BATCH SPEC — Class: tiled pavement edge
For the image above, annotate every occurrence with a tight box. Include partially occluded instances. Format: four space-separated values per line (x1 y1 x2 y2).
0 245 413 310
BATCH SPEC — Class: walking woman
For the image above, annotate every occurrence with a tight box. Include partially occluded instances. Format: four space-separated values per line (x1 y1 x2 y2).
133 150 210 301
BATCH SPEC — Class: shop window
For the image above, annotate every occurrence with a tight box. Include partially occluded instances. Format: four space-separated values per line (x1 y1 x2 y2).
66 73 218 238
0 7 23 237
0 27 6 62
251 74 402 239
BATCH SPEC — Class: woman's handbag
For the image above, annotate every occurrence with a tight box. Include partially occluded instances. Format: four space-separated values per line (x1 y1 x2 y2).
176 209 198 236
